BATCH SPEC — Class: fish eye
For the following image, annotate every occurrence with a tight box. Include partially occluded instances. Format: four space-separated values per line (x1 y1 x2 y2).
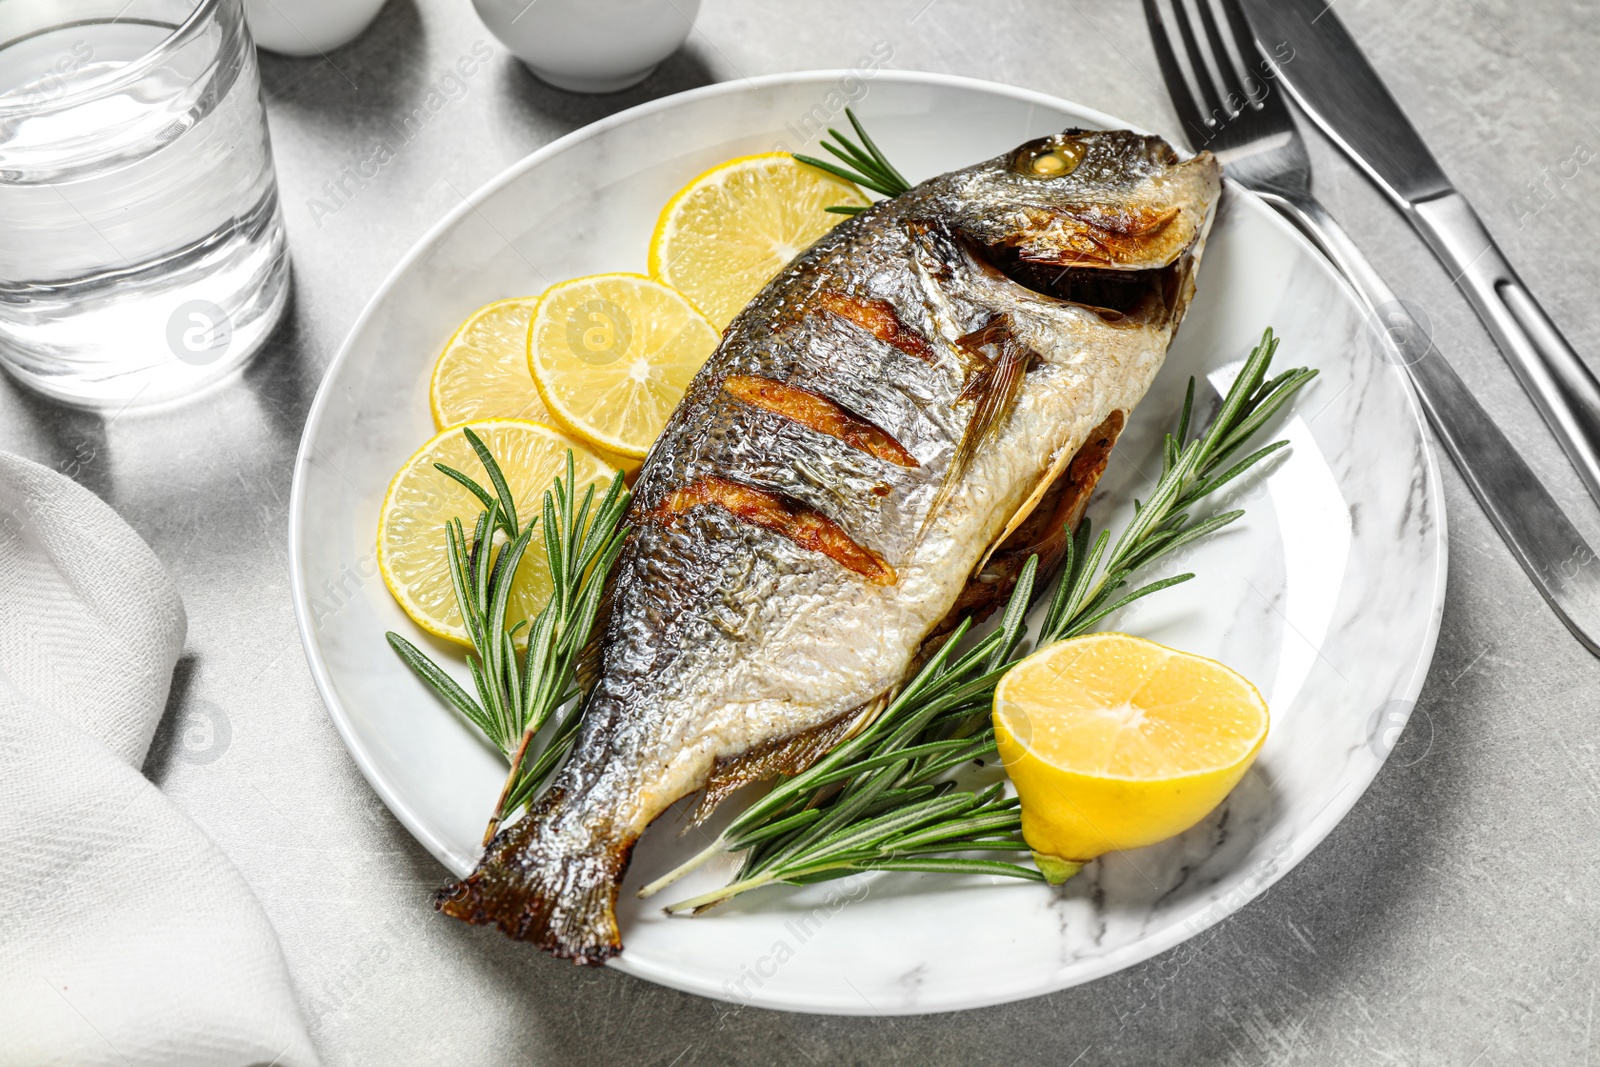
1011 135 1087 178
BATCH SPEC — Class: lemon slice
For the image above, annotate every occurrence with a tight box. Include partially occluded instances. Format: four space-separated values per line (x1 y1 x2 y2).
429 297 551 429
528 273 719 459
648 153 869 328
378 419 618 646
993 632 1269 883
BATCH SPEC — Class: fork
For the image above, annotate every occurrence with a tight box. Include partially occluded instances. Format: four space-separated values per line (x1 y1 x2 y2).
1143 0 1600 656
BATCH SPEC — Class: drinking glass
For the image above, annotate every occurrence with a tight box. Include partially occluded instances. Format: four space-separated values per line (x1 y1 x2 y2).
0 0 289 407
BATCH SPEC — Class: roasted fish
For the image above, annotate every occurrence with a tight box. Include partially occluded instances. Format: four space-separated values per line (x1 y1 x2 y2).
438 129 1222 962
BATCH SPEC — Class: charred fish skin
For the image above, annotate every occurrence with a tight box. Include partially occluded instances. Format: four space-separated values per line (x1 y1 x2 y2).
437 130 1222 962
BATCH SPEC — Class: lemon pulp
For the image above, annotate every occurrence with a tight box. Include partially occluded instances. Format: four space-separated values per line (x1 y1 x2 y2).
527 272 718 460
429 297 551 430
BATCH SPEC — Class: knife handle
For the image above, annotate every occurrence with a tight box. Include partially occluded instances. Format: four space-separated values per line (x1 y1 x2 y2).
1263 190 1600 655
1409 191 1600 511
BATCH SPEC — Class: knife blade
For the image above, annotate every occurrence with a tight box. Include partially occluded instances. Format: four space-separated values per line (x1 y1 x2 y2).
1240 0 1600 516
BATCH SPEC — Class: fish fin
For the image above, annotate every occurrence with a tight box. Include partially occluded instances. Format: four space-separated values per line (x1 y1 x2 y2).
924 314 1033 525
974 459 1068 576
436 785 630 965
689 699 884 827
976 409 1126 573
930 410 1126 640
839 690 891 742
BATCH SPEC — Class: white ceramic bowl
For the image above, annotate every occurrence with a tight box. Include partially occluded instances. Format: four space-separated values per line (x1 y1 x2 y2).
290 71 1446 1013
472 0 700 93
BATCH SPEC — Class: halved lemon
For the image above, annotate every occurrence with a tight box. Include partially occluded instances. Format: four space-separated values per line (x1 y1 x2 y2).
429 297 551 429
378 419 618 646
527 273 719 460
993 632 1269 883
648 153 869 328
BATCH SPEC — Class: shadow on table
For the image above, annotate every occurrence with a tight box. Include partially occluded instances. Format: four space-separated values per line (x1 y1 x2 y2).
0 382 111 501
498 45 717 132
257 0 427 116
0 278 310 551
144 654 199 783
256 1 716 137
238 279 323 446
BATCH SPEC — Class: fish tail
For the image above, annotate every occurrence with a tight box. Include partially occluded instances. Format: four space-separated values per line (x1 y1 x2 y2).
435 786 631 965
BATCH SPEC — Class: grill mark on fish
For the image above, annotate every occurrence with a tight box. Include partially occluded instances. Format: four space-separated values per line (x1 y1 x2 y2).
816 289 937 362
785 314 964 463
673 396 930 562
723 375 919 468
652 477 897 585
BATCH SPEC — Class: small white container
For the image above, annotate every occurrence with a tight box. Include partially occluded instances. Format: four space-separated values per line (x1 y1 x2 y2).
245 0 388 56
472 0 700 93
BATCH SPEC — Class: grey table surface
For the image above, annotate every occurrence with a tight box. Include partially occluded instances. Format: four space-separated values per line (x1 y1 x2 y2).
6 0 1600 1063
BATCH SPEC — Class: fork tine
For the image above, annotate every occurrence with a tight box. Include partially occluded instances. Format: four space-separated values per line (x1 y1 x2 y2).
1148 0 1310 193
1191 0 1292 129
1191 0 1243 101
1176 0 1300 144
1214 0 1293 124
1167 0 1229 127
1142 0 1211 150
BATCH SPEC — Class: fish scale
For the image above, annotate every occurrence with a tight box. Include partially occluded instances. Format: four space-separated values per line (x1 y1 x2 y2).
438 129 1221 963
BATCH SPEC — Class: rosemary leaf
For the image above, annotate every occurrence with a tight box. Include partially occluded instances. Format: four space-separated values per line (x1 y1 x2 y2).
859 858 1044 881
791 108 914 201
462 426 519 536
792 153 900 198
386 633 491 735
846 107 911 192
388 430 631 840
433 462 499 516
820 129 881 177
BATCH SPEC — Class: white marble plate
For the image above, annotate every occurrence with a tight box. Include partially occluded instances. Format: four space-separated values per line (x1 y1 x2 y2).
289 71 1446 1014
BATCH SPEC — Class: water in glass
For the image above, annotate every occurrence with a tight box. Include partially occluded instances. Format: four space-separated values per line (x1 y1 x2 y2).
0 0 289 407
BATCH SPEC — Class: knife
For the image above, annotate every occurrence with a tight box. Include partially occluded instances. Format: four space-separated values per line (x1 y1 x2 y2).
1239 0 1600 514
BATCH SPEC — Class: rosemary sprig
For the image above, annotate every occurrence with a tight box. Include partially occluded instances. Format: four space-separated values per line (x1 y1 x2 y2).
793 107 913 214
648 328 1314 912
386 428 630 845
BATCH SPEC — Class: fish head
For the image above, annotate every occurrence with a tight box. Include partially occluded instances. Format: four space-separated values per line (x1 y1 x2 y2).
941 129 1222 326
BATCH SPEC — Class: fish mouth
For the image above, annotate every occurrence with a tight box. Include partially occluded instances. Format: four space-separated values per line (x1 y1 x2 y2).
966 235 1186 322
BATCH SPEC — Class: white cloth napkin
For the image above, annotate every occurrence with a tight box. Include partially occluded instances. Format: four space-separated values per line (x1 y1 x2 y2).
0 452 317 1067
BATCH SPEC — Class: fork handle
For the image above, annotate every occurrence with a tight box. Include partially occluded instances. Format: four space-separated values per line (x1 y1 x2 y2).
1409 192 1600 513
1261 191 1600 656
